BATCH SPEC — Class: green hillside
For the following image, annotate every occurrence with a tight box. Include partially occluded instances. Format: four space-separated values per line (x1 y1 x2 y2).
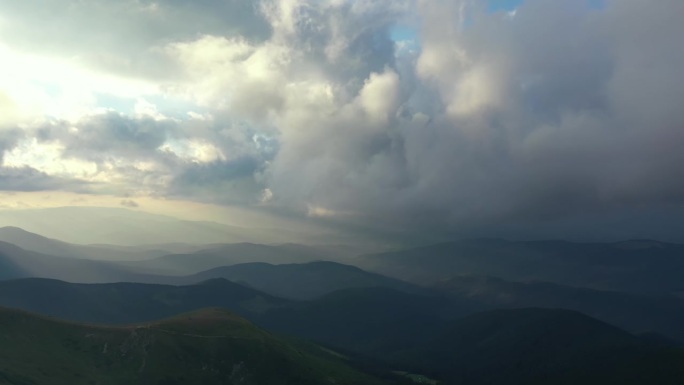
0 307 390 385
394 308 684 385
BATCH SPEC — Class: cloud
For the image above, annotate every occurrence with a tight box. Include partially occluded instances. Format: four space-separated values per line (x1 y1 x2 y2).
0 166 90 192
1 0 684 241
120 199 139 208
7 110 273 200
168 156 267 204
0 0 271 77
38 112 171 160
257 0 684 239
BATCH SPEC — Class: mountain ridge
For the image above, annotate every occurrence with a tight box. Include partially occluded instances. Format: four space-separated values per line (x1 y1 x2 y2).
357 238 684 294
0 305 392 385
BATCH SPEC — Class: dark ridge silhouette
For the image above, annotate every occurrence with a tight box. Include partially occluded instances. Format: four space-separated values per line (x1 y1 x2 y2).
0 278 288 325
175 261 421 299
393 308 684 385
0 306 390 385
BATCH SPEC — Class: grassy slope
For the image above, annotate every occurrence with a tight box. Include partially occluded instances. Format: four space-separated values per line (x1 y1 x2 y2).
394 308 684 385
0 307 389 385
0 278 287 325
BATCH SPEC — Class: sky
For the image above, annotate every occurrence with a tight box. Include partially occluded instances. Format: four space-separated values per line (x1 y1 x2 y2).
0 0 683 243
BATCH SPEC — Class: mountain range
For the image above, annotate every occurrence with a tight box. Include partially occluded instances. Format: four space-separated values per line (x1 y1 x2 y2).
161 261 420 300
357 239 684 295
1 303 682 385
392 308 684 385
1 225 684 384
0 306 392 385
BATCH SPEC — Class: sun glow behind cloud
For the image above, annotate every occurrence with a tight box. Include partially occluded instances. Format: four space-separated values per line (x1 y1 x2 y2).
0 44 159 124
3 138 98 178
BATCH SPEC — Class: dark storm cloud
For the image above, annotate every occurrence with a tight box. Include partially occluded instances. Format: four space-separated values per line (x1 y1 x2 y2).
169 156 266 204
0 166 90 192
35 112 177 162
48 113 171 161
256 0 684 240
0 128 25 162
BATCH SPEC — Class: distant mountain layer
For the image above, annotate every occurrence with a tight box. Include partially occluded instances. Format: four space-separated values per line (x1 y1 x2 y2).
0 241 155 283
124 243 336 275
0 234 355 283
170 261 421 300
0 206 353 245
0 307 389 385
0 226 167 261
432 275 684 341
357 239 684 294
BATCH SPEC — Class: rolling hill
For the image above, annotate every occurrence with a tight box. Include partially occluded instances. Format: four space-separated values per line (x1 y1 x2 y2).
0 307 391 385
1 278 683 384
0 241 153 283
0 226 167 261
258 287 482 357
0 278 480 359
357 239 684 295
0 253 25 281
433 275 684 341
393 308 684 385
171 261 421 300
123 243 337 275
0 278 287 325
0 233 361 284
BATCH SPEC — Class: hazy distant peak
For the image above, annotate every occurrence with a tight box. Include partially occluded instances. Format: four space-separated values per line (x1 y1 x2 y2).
196 278 239 287
438 275 509 286
612 240 673 250
0 226 53 239
0 226 28 232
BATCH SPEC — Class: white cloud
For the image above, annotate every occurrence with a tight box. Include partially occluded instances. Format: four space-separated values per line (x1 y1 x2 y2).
3 138 98 178
160 139 226 164
357 69 400 122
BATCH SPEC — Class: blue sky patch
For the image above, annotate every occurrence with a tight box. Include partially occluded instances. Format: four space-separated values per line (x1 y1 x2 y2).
389 25 418 42
488 0 524 12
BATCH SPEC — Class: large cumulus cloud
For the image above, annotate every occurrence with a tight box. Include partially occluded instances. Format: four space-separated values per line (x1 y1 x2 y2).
261 0 684 238
1 0 684 240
